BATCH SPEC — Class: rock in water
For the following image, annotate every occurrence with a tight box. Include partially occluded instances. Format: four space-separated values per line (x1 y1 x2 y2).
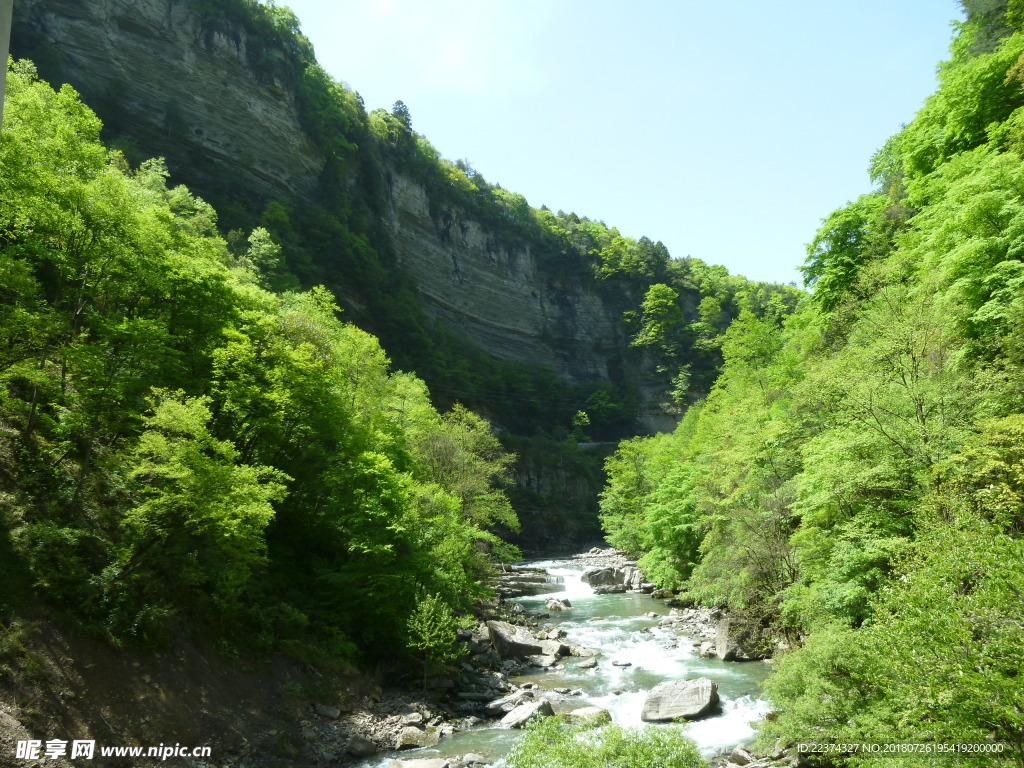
394 726 440 750
500 699 554 728
539 638 570 657
640 678 719 721
545 597 572 611
486 620 543 658
485 689 535 716
581 567 619 586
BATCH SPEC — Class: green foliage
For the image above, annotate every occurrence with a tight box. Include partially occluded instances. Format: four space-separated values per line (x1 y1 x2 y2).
874 27 1024 182
801 194 893 311
506 717 704 768
597 14 1024 760
115 392 286 614
762 510 1024 765
568 410 590 444
407 590 465 689
632 284 687 360
0 63 519 665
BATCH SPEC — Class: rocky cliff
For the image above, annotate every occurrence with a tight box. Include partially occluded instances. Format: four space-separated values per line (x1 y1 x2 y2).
12 0 677 434
390 175 621 383
13 0 325 204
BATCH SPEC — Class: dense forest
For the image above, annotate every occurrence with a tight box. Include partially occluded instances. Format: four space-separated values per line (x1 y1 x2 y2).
10 0 805 557
599 2 1024 763
13 0 799 443
0 0 799 675
0 61 522 665
5 0 1024 764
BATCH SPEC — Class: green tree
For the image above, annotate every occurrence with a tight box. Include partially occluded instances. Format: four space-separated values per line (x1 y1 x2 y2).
114 392 287 621
632 283 686 361
407 590 464 691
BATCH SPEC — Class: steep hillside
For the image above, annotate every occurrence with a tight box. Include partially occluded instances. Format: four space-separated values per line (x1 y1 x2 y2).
10 0 798 444
597 2 1024 760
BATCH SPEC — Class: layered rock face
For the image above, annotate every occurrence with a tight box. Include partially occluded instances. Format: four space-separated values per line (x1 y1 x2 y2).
389 175 631 384
12 0 677 434
12 0 325 203
386 177 676 432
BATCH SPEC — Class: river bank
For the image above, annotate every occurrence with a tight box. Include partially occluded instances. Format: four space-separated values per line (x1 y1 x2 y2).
350 550 804 768
0 551 800 768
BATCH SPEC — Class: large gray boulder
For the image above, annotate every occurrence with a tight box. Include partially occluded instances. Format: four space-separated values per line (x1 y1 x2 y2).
485 689 535 716
487 620 543 658
394 726 440 750
715 618 768 661
620 565 643 590
581 567 619 586
539 638 570 657
640 678 720 721
500 699 554 728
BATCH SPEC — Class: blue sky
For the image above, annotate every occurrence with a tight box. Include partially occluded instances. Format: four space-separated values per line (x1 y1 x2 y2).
283 1 963 285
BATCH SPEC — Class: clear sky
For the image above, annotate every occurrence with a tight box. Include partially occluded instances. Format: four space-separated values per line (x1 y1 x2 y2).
282 1 963 285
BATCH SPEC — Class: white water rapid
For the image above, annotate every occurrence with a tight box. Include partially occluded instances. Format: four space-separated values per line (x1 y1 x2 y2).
361 557 772 767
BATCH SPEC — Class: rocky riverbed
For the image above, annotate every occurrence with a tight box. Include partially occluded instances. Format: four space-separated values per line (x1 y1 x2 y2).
310 550 804 768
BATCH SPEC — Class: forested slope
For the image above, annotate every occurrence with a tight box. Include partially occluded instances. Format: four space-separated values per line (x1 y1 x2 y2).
599 4 1024 763
8 0 806 554
0 62 519 666
11 0 801 442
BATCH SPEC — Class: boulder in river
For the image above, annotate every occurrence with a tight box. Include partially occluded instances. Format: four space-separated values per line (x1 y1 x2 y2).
501 699 554 728
581 566 619 586
640 678 720 721
620 565 643 590
394 726 440 750
593 584 628 595
539 638 570 657
484 689 535 716
545 597 572 611
527 654 559 668
486 620 543 658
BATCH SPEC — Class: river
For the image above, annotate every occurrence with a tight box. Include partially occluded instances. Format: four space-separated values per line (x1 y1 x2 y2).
363 557 772 766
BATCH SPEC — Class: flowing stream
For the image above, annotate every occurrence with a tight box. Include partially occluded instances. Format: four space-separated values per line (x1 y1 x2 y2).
366 557 772 766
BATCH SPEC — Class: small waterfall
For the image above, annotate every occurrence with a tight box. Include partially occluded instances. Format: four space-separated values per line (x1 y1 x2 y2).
523 560 593 601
